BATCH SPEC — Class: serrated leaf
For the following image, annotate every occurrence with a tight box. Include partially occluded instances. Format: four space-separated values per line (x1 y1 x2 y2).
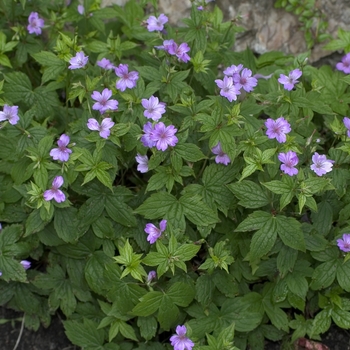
175 143 206 162
167 282 195 307
276 216 305 251
132 292 163 317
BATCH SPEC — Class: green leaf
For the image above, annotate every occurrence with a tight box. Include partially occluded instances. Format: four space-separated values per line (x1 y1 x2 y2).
157 295 179 330
310 309 332 337
179 193 219 226
228 180 269 208
276 216 305 251
25 209 47 237
64 319 104 349
54 207 79 243
310 261 337 290
167 282 195 307
137 316 157 341
195 274 215 305
235 211 272 232
0 255 27 282
132 292 163 317
262 180 292 194
331 305 350 329
336 260 350 292
175 143 206 162
105 195 136 227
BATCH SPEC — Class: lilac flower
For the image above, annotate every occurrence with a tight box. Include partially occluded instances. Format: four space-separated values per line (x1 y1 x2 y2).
344 117 350 137
336 53 350 74
155 39 177 52
141 96 166 121
50 134 72 162
20 260 31 270
77 5 84 15
233 68 258 92
215 76 240 102
197 6 203 10
223 64 243 78
168 42 191 63
115 64 139 91
146 14 168 32
151 122 178 151
27 12 45 35
135 154 149 173
0 105 19 125
0 271 2 277
43 176 66 203
211 142 230 165
97 58 114 69
170 325 195 350
144 220 167 244
91 88 118 114
278 151 299 176
68 51 88 70
265 117 291 143
141 122 156 148
278 69 302 91
87 118 115 139
337 233 350 252
310 152 334 176
147 270 157 282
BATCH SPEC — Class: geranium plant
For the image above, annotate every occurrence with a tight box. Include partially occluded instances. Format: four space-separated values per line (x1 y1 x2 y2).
0 0 350 349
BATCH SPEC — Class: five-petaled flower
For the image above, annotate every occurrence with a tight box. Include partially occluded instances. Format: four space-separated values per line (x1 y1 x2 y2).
43 176 66 203
50 134 72 162
343 117 350 137
278 69 302 91
68 51 88 70
211 142 230 165
151 122 178 151
337 233 350 252
135 154 149 173
278 151 299 176
115 64 139 91
141 122 156 148
168 42 191 63
233 68 258 92
141 96 166 121
0 105 19 125
336 53 350 74
265 117 291 143
97 58 114 70
144 220 167 244
310 152 334 176
20 260 31 270
91 88 118 114
223 64 243 77
146 14 168 32
27 12 45 35
170 325 195 350
87 118 115 139
215 76 240 102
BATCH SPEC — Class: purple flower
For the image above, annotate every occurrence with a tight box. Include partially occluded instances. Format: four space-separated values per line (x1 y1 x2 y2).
0 105 19 125
27 12 44 35
43 176 66 203
170 325 195 350
147 270 157 282
115 64 139 91
135 154 149 173
344 117 350 137
68 51 88 70
141 96 166 121
97 58 114 69
141 122 156 148
265 117 291 143
144 220 167 244
310 152 334 176
223 64 243 77
168 42 191 63
197 6 203 10
278 69 302 91
215 76 240 102
50 134 72 162
20 260 31 270
336 53 350 74
337 233 350 252
77 5 84 15
155 39 177 52
233 68 258 92
91 88 118 114
211 142 230 165
278 151 298 176
151 122 178 151
0 271 2 277
87 118 115 139
146 14 168 32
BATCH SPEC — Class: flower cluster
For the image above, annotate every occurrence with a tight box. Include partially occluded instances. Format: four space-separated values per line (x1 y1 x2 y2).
215 64 258 102
156 39 191 63
141 122 178 151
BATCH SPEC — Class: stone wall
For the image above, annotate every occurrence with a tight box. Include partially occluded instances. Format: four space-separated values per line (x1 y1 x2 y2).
101 0 350 62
